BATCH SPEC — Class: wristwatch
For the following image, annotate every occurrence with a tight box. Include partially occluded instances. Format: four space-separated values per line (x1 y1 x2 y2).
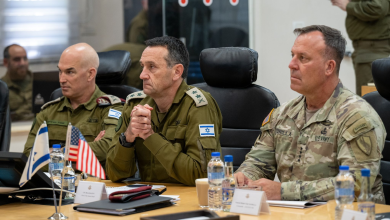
119 132 135 148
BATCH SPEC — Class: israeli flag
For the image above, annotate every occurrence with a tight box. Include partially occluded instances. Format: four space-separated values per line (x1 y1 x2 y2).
19 122 50 187
108 108 122 119
199 124 215 137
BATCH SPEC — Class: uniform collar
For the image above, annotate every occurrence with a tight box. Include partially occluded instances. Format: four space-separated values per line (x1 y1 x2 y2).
58 85 105 111
146 80 188 127
2 70 32 90
287 81 344 127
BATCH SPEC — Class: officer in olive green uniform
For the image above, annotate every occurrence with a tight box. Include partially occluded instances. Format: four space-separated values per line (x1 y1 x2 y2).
127 9 148 45
106 36 222 186
2 44 34 121
24 85 123 169
103 43 146 90
332 0 390 96
1 71 34 121
106 82 222 186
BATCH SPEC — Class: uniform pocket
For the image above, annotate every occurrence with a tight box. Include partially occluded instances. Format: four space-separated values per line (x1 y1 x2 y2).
80 123 97 139
166 125 187 141
197 137 217 173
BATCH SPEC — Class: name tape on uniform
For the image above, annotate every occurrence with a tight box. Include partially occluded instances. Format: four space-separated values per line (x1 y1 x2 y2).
199 124 215 137
108 109 121 119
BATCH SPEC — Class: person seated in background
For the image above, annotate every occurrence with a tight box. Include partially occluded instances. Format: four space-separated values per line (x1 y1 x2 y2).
106 36 222 186
24 43 123 170
1 44 34 121
235 25 386 203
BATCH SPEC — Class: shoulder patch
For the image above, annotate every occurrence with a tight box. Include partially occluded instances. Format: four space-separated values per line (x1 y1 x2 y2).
41 97 64 110
97 95 121 106
186 88 208 107
126 91 147 103
262 108 274 126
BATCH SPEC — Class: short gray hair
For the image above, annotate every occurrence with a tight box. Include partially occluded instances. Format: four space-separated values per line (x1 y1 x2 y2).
294 25 346 75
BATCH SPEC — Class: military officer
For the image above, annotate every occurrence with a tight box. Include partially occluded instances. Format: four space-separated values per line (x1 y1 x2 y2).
106 36 222 186
1 44 34 121
332 0 390 96
24 43 123 169
235 25 386 204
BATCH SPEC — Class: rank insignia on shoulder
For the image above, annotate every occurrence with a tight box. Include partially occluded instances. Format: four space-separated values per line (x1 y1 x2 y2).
262 108 274 126
108 108 122 119
186 88 208 107
199 124 215 137
41 97 64 110
97 95 121 106
126 91 147 103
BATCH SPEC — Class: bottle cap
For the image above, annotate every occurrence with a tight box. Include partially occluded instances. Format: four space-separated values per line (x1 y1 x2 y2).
52 144 61 149
361 169 370 177
339 165 349 171
224 155 233 162
211 152 220 157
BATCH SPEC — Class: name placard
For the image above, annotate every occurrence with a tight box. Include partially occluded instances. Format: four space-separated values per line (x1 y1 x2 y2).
74 181 107 204
230 189 270 215
341 209 368 220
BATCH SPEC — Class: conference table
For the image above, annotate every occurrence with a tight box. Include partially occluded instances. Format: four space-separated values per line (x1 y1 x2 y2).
2 180 390 220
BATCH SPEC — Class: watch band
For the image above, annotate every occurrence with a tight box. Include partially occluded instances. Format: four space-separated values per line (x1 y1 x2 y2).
119 132 135 148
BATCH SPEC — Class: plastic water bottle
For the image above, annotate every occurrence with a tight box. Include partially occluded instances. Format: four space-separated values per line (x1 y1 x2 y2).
222 155 235 212
63 161 75 199
208 152 224 211
358 169 375 220
49 144 64 187
335 165 355 220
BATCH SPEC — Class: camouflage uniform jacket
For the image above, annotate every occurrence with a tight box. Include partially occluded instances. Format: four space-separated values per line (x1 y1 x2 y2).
236 82 386 203
23 85 123 170
106 81 223 186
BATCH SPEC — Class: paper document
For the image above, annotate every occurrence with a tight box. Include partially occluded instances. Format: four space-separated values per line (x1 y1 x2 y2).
266 200 326 209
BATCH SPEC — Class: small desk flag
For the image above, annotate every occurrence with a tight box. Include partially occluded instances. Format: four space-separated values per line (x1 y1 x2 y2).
65 125 106 179
19 122 50 187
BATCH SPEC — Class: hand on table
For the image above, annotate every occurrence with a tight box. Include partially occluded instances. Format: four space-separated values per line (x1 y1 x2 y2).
248 178 281 200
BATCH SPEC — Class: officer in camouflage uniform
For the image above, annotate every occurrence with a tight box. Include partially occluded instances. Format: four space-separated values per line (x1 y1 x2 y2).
1 44 34 121
332 0 390 96
106 36 222 186
235 25 386 204
24 43 123 170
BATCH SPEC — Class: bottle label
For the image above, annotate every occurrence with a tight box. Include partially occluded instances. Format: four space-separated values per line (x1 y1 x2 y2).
336 188 353 197
49 162 64 171
222 187 234 203
208 172 225 180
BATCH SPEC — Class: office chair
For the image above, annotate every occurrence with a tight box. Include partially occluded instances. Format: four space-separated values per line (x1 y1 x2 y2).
0 80 11 151
51 50 139 101
193 47 280 170
362 57 390 204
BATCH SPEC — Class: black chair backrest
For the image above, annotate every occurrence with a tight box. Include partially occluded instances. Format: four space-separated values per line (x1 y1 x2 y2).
0 80 11 151
50 50 139 101
362 57 390 204
194 47 280 170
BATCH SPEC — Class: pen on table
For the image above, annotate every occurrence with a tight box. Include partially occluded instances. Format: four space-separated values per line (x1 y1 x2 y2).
126 184 150 187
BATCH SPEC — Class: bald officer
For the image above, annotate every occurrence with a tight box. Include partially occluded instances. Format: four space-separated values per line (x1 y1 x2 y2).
24 43 123 169
106 36 222 186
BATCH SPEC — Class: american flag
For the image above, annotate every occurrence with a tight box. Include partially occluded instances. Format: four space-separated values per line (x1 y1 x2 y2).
65 125 106 179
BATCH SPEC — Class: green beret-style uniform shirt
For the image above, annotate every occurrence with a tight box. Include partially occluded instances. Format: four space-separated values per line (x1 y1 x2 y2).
106 81 223 186
23 85 123 169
